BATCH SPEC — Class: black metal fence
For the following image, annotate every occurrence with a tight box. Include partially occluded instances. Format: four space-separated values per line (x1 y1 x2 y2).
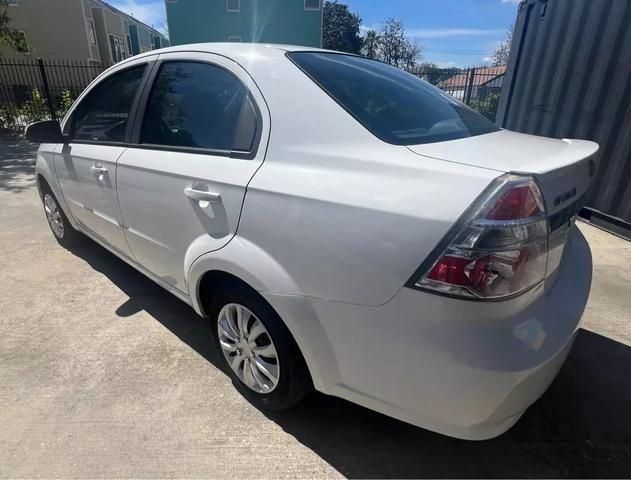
413 67 506 122
0 58 110 137
0 58 506 137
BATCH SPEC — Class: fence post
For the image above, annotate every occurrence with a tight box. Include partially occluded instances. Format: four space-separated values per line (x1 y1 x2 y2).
36 58 56 119
464 67 476 105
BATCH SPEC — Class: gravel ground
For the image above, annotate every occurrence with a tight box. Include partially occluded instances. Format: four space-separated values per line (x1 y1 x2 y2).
1 141 630 478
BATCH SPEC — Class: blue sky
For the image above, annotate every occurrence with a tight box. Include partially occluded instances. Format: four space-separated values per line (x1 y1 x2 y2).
109 0 519 67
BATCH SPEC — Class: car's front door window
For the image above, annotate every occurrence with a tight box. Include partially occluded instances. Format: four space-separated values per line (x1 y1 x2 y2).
69 64 146 143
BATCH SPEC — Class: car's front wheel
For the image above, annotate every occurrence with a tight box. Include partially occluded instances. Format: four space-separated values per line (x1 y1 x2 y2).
210 286 311 410
40 186 81 248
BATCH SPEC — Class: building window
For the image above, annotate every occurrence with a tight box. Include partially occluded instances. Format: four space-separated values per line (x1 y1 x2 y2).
13 30 28 54
139 27 151 49
228 36 241 42
108 34 125 63
86 19 97 45
304 0 320 10
152 34 161 50
128 24 139 55
227 0 239 12
125 34 133 56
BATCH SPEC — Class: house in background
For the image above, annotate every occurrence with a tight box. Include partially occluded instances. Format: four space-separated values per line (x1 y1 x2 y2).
166 0 322 47
1 0 169 64
441 66 506 102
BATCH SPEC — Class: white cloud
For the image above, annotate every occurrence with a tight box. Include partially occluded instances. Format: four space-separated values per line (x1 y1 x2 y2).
407 28 506 38
108 0 167 34
501 0 521 4
482 56 494 63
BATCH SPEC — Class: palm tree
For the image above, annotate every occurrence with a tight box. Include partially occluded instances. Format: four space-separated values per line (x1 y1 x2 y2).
362 29 381 59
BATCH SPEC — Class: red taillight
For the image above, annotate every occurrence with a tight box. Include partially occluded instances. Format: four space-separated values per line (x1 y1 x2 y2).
486 185 543 220
415 175 550 299
426 255 494 295
426 255 471 285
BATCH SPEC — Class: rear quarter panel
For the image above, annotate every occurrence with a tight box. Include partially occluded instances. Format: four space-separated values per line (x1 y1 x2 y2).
224 52 499 305
239 148 497 305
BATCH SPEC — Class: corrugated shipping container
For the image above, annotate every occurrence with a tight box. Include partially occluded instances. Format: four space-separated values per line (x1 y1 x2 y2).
497 0 631 231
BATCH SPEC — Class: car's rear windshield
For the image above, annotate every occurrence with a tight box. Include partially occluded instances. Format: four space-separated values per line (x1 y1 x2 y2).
287 52 500 146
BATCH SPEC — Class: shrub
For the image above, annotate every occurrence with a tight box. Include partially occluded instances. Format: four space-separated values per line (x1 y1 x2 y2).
469 92 501 122
0 104 21 137
20 89 50 124
56 89 74 119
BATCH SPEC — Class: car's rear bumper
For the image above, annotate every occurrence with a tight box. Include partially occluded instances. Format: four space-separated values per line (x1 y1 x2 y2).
263 225 591 440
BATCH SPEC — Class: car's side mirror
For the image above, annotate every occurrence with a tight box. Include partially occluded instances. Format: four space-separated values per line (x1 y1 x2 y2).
24 120 67 143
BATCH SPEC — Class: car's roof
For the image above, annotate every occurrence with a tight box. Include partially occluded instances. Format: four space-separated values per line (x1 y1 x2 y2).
132 42 337 61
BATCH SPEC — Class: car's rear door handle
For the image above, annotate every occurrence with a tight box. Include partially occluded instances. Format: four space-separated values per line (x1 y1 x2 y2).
184 187 222 204
91 166 108 174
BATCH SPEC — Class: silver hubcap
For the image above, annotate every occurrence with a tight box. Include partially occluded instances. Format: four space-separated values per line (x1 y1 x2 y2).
43 193 64 239
217 303 280 393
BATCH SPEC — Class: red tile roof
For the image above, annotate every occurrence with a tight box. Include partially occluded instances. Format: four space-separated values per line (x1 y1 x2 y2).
441 65 507 89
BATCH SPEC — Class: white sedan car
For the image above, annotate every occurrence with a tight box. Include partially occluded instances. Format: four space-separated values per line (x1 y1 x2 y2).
27 44 597 440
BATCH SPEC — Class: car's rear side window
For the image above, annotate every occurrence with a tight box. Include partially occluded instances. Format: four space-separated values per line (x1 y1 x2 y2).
288 52 499 146
140 61 257 152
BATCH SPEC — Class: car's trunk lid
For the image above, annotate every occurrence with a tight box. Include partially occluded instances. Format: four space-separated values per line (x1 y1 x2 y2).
408 129 599 280
406 129 599 217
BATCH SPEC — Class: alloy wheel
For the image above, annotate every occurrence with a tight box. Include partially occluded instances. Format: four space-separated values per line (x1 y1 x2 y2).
217 303 280 393
44 193 64 239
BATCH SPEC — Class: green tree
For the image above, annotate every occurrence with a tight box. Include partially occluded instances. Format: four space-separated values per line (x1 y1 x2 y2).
418 61 439 70
490 24 513 66
322 1 363 54
378 18 421 70
362 29 380 59
414 62 443 85
0 0 24 52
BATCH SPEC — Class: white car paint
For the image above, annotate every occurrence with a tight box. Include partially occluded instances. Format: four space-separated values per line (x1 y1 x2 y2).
263 226 591 439
115 51 270 292
35 43 596 440
407 129 598 216
55 143 132 256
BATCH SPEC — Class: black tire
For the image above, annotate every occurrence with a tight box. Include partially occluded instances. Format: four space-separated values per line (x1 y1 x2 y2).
39 184 82 249
209 285 312 410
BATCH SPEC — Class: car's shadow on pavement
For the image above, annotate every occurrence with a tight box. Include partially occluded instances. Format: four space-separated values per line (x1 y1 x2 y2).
70 238 631 479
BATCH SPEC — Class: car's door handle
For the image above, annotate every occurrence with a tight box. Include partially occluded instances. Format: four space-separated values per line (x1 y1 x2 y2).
184 187 222 204
91 166 108 174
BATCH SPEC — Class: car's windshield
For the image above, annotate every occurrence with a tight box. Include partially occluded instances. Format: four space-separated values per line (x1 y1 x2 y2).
288 52 500 146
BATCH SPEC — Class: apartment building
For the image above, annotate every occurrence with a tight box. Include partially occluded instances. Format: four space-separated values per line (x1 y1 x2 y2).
2 0 169 63
166 0 322 47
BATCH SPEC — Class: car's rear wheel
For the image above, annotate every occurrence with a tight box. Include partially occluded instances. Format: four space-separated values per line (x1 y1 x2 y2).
40 186 81 248
210 286 311 410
